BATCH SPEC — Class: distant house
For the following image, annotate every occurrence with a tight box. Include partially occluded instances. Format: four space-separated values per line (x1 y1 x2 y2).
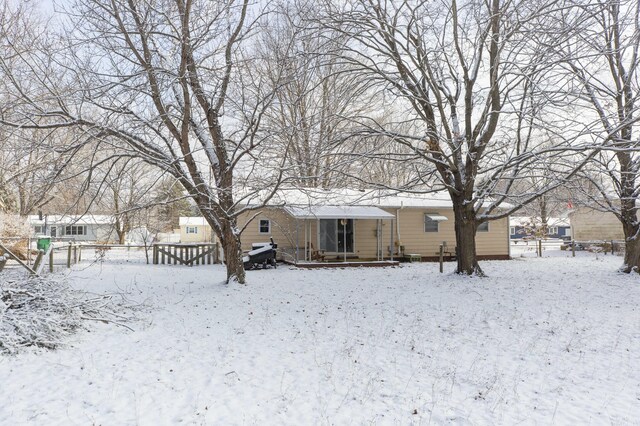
178 217 216 243
568 207 624 241
28 215 117 242
178 188 509 263
509 216 571 240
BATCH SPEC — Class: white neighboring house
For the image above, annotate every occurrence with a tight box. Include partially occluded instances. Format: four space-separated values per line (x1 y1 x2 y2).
29 215 117 243
179 217 216 243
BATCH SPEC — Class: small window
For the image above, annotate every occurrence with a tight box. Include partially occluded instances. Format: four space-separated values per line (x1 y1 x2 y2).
548 226 557 235
510 226 516 235
259 219 271 234
65 225 86 236
186 226 198 234
34 225 44 234
424 215 439 232
478 222 489 232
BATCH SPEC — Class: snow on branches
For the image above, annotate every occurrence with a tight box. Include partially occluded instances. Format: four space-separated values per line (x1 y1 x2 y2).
0 272 138 354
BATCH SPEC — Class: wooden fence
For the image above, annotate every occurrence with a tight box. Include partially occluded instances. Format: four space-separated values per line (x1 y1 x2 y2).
152 243 219 266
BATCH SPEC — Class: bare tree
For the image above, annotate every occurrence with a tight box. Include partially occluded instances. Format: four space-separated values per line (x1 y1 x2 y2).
1 0 293 283
255 1 368 188
84 158 159 244
317 0 592 274
556 0 640 272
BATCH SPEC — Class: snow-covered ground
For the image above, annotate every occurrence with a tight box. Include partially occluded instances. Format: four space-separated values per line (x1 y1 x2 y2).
1 252 639 425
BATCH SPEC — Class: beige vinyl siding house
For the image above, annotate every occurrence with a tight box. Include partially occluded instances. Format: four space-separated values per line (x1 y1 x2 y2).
237 190 510 262
389 208 509 260
569 208 624 241
181 190 511 262
178 217 216 243
240 208 298 248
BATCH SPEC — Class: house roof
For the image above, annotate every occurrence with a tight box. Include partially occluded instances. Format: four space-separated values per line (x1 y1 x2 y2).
241 188 508 209
285 205 395 220
179 217 209 226
28 214 114 226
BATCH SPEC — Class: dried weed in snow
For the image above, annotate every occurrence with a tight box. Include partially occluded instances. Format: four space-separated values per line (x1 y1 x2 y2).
0 272 138 354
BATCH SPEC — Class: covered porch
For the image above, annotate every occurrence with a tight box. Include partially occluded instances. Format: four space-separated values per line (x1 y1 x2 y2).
285 205 399 267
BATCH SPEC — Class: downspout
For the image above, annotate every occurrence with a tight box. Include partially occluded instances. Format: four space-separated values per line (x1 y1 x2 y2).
395 201 404 257
507 214 511 259
295 219 299 264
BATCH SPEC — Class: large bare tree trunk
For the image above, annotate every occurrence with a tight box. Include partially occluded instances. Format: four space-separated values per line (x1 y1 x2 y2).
452 201 483 276
620 202 640 273
218 219 246 284
622 237 640 273
562 2 640 275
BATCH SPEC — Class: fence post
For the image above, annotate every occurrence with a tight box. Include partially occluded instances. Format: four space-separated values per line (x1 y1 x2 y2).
439 244 444 273
153 244 158 264
67 243 72 268
611 240 615 255
49 247 54 273
32 250 44 275
73 245 78 264
78 246 82 262
572 240 576 257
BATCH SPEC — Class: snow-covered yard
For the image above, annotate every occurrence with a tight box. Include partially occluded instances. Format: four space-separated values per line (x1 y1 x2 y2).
1 253 639 425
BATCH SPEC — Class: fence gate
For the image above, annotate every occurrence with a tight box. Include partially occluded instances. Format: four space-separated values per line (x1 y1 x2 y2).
152 243 219 266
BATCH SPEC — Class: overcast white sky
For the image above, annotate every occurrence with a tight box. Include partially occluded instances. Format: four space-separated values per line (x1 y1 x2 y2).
32 0 66 16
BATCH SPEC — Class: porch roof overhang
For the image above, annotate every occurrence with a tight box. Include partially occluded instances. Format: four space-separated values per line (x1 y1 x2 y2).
285 205 395 220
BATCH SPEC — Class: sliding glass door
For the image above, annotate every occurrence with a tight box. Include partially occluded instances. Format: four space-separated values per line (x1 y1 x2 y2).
319 219 354 253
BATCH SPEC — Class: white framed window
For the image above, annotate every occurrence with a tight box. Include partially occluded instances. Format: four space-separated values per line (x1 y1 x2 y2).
65 225 86 236
34 225 44 234
510 226 516 235
424 214 439 232
548 226 557 235
186 226 198 234
259 219 271 234
478 222 489 232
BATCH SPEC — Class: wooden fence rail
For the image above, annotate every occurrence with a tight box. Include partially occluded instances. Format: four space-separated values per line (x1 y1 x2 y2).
153 243 219 266
0 241 37 275
2 241 216 275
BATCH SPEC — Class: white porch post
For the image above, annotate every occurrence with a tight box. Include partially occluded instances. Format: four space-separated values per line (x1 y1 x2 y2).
376 219 380 261
390 218 394 262
304 220 308 262
295 219 299 263
342 218 347 262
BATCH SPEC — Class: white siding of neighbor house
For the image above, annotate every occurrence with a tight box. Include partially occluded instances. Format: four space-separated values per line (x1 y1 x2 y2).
40 223 117 243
